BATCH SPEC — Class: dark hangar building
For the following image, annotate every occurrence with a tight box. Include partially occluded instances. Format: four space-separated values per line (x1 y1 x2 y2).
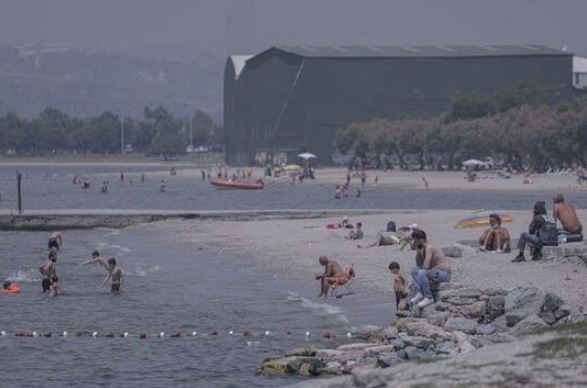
224 45 572 165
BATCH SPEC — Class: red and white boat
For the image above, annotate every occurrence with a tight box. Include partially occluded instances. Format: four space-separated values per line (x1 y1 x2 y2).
209 178 265 190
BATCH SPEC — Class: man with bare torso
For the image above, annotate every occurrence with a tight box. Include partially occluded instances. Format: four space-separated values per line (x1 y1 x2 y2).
315 255 344 298
409 229 451 308
81 250 109 269
39 251 57 293
553 193 582 234
102 258 124 293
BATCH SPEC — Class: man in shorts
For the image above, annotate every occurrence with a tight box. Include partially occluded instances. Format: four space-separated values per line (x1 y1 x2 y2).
102 258 123 293
39 251 57 293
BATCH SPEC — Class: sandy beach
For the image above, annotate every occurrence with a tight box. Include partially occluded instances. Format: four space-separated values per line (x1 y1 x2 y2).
188 209 587 314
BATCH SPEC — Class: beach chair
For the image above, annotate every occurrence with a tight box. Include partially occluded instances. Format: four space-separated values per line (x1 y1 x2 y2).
329 265 357 298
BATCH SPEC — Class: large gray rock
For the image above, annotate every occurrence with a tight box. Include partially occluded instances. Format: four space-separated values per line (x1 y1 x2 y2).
475 324 496 335
511 314 549 336
381 325 399 340
554 305 571 321
505 287 545 313
504 287 545 326
488 295 506 320
542 292 564 313
444 317 478 334
396 318 452 340
442 244 464 258
376 353 402 368
434 341 459 355
426 311 450 327
403 335 435 349
459 300 488 319
506 311 529 327
538 311 556 325
440 288 484 301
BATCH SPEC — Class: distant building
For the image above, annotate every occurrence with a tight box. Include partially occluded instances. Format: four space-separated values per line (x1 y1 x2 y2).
573 56 587 89
224 45 573 165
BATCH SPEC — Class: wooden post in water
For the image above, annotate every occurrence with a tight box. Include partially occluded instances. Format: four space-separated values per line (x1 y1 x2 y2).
17 171 22 215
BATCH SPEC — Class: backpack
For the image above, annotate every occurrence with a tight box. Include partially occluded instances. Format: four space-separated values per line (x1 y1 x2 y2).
539 214 558 246
386 221 397 233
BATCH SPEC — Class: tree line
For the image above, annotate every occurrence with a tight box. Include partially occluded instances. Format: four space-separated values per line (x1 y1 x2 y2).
334 83 587 172
0 106 222 158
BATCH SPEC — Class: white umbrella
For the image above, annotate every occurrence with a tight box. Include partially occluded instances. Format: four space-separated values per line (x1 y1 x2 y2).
298 152 317 160
462 159 486 167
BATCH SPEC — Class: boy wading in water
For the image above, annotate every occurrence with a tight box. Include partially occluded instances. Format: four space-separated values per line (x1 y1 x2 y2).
102 258 123 293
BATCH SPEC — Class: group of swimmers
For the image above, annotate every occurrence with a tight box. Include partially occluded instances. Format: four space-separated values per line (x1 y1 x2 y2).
3 231 125 297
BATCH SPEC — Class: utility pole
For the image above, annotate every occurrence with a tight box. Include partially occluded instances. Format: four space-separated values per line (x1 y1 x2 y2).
16 171 22 215
120 115 125 155
189 116 193 147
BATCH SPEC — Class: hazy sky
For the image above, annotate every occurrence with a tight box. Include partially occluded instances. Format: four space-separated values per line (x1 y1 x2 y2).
0 0 585 55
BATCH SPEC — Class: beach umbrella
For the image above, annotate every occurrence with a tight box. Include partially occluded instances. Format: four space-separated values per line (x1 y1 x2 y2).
462 159 486 167
298 152 317 160
454 210 513 229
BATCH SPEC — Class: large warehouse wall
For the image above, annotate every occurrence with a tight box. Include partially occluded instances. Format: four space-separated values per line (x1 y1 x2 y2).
225 49 572 165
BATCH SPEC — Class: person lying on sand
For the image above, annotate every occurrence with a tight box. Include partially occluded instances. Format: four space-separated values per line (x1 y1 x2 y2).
358 232 399 248
553 193 582 234
346 222 364 240
479 214 511 252
81 250 109 269
512 201 557 263
410 229 451 309
315 256 343 298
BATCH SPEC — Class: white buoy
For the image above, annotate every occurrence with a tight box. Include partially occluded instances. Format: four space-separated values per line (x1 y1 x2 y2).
305 331 310 337
229 330 234 335
32 331 39 337
0 331 6 336
92 331 98 337
158 332 165 338
191 331 197 337
62 331 68 337
346 332 352 338
264 330 271 336
123 332 129 338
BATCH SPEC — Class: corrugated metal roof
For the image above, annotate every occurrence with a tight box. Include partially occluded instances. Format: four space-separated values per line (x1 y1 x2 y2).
574 56 587 73
272 44 569 58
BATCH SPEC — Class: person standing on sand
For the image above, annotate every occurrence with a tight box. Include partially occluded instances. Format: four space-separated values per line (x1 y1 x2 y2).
422 177 429 189
553 193 582 234
409 229 451 308
389 261 409 310
315 256 343 298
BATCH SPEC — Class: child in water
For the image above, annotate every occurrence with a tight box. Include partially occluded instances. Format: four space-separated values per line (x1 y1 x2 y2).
50 275 61 297
102 258 124 293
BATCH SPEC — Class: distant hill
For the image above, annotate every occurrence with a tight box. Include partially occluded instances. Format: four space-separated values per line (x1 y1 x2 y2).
0 44 224 121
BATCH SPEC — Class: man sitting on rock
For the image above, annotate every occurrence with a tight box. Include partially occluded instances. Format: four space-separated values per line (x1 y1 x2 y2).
409 229 451 308
478 213 511 252
553 193 582 235
315 256 344 298
512 201 558 263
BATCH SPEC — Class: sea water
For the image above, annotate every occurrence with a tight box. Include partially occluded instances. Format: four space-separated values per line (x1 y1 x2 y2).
0 222 390 387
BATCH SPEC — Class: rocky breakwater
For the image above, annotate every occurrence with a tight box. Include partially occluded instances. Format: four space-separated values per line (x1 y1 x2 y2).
259 286 583 379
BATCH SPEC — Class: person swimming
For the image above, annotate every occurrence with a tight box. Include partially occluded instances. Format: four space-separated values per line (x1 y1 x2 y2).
81 250 109 269
1 281 20 295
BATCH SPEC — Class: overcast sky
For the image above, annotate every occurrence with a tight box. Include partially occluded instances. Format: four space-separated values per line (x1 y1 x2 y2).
0 0 585 56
